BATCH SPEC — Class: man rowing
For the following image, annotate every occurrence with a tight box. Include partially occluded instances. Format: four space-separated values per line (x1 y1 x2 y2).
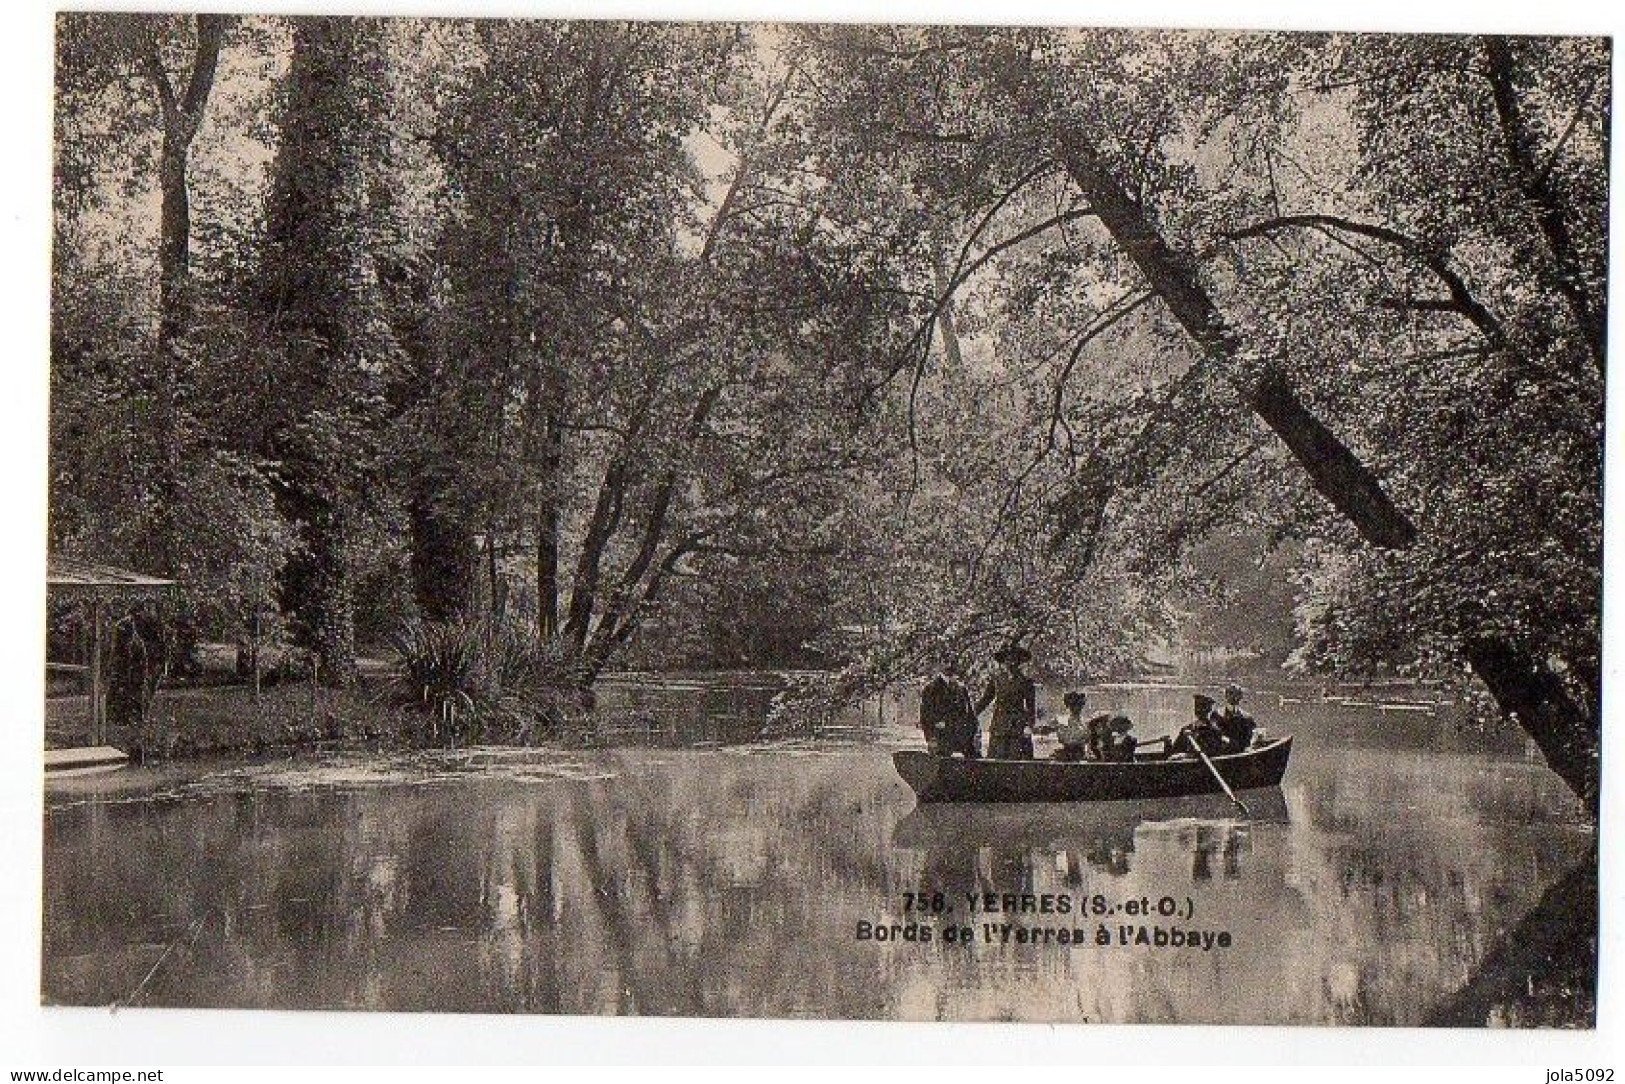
1212 683 1257 752
1171 687 1260 759
1171 693 1228 758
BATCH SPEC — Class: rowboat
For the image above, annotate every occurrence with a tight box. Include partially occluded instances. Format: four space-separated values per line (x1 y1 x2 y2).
892 736 1292 803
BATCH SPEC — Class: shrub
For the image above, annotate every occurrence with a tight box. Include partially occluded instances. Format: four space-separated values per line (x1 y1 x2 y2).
391 616 592 746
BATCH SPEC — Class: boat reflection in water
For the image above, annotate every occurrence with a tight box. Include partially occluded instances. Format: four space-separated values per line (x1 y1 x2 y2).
894 789 1290 885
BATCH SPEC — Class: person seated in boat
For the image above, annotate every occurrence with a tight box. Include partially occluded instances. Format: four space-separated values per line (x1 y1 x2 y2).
1036 690 1102 761
1171 694 1227 758
919 662 978 758
1213 683 1257 752
1100 715 1139 761
973 642 1036 760
1085 706 1116 760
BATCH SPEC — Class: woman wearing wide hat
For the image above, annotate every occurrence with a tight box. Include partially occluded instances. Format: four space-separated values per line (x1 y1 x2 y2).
973 642 1037 760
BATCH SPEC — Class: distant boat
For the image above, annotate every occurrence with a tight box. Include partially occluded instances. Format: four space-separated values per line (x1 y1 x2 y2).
892 737 1293 803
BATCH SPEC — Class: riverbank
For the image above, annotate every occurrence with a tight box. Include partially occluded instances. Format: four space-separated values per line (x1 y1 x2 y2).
44 668 815 761
45 682 414 761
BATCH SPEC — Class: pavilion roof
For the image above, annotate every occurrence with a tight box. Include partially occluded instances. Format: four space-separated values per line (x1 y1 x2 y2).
46 554 174 598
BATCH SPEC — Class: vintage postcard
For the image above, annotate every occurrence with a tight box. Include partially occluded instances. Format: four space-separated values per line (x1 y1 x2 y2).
40 11 1604 1029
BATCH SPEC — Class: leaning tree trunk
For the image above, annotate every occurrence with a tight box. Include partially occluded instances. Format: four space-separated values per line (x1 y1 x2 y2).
1041 120 1417 549
1462 638 1599 812
993 50 1599 817
1482 36 1607 375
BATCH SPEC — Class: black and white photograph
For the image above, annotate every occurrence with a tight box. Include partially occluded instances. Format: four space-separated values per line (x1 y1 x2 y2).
32 7 1607 1036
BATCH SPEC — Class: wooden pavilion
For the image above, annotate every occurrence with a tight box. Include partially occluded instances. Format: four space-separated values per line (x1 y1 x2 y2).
46 554 174 766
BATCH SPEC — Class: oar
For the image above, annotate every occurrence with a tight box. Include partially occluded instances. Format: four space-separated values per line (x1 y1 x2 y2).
1192 741 1249 815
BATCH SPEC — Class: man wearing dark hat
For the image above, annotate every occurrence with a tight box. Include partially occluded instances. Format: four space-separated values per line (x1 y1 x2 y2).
1172 693 1226 758
1213 683 1257 753
919 661 978 758
973 643 1037 760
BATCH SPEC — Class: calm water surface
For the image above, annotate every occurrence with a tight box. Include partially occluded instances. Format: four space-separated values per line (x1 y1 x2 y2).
41 686 1593 1025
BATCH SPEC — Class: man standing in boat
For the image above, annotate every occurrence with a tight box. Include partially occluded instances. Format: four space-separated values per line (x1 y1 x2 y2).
973 643 1037 760
919 661 978 757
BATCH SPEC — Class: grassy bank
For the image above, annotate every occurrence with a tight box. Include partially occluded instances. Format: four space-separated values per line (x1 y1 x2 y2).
44 668 829 760
46 681 415 760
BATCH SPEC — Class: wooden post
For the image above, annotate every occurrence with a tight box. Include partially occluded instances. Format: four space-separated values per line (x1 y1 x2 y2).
87 598 105 746
486 526 500 620
469 532 487 618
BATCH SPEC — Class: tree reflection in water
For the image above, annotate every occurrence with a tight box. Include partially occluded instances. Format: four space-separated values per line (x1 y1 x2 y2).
41 695 1595 1025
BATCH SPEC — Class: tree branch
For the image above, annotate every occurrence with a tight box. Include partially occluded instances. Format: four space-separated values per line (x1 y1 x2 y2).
179 15 228 136
1481 36 1605 374
1224 213 1505 349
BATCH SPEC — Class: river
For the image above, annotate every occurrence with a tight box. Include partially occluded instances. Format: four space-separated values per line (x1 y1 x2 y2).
40 683 1595 1026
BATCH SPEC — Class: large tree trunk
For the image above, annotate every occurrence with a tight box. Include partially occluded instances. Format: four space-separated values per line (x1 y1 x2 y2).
1463 638 1599 817
259 18 380 686
146 14 226 547
534 377 565 643
408 486 476 622
994 52 1599 814
153 146 187 535
536 498 560 641
1036 113 1417 548
280 496 359 687
308 512 358 688
139 15 225 672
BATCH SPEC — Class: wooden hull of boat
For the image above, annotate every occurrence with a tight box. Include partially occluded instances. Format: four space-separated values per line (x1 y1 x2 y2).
892 736 1292 803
